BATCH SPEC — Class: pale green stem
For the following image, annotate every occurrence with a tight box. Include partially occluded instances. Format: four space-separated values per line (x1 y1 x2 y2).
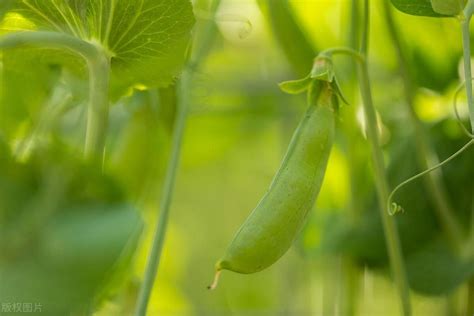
468 279 474 316
461 19 474 133
0 31 110 157
325 42 412 316
84 51 110 158
382 0 463 251
357 61 412 316
134 68 191 316
357 1 411 314
134 1 222 314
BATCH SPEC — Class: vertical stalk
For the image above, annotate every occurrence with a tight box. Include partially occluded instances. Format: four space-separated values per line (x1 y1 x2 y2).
381 0 463 250
84 50 111 158
461 18 474 133
357 1 411 314
467 280 474 316
339 1 362 315
134 1 222 315
134 68 191 316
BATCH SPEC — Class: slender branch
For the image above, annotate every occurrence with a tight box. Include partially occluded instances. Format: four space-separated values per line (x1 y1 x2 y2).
339 2 362 314
461 19 474 133
357 1 411 314
0 31 98 58
84 49 110 157
381 0 464 251
0 31 111 157
321 47 364 62
134 1 222 315
134 68 192 316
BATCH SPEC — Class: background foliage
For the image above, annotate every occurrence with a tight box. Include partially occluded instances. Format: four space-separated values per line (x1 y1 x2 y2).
1 0 474 315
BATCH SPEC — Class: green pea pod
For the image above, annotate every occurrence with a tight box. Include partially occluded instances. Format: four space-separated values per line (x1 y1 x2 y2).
210 83 336 287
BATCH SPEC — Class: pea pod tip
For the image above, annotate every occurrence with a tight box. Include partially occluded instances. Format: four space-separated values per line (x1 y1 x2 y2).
207 270 222 290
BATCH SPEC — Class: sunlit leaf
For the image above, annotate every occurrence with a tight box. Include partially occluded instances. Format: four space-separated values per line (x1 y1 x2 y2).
390 0 449 17
5 0 195 95
430 0 466 15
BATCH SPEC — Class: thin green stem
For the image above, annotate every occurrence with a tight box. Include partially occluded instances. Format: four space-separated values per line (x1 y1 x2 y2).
358 1 411 314
339 2 362 314
461 19 474 133
0 31 111 157
134 1 222 314
388 140 474 215
382 0 464 251
357 61 412 316
468 279 474 316
134 68 191 316
453 80 474 138
0 31 98 58
84 49 111 158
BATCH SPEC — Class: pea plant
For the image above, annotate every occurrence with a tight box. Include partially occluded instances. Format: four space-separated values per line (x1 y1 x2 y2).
211 0 474 315
0 0 202 315
1 0 474 315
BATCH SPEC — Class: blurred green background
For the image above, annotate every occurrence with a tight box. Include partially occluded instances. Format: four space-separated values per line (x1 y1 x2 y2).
1 0 474 315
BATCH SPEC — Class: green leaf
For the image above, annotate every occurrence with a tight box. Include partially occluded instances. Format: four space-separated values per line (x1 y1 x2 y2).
0 144 143 315
390 0 450 17
6 0 195 94
430 0 466 15
406 240 474 295
279 75 312 94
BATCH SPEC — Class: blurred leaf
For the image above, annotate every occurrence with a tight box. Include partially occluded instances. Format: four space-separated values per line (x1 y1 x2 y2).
0 0 13 20
390 0 449 17
6 0 195 96
0 142 143 315
0 49 61 139
39 203 142 279
430 0 466 15
406 240 474 295
257 0 316 77
111 89 170 202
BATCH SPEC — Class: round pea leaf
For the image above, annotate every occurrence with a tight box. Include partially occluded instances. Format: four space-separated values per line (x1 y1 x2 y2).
430 0 466 15
5 0 195 96
390 0 451 17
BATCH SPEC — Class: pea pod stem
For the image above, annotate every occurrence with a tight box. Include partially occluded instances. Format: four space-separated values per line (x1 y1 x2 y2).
208 270 221 290
381 0 464 252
